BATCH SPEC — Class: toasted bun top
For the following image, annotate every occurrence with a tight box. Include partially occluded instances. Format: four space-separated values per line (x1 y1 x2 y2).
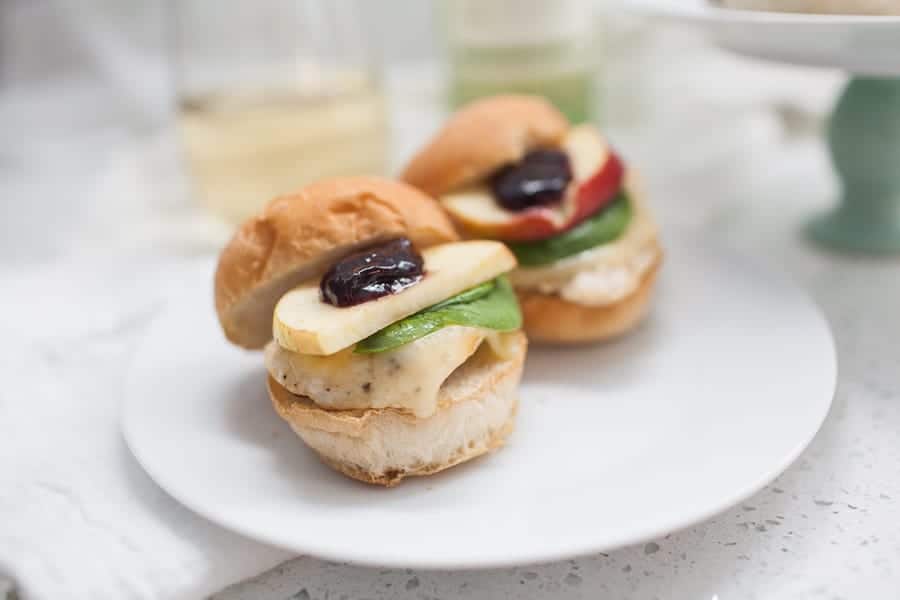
214 176 458 349
401 95 569 197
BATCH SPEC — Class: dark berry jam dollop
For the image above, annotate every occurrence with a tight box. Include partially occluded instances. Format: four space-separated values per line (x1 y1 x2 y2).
320 238 425 307
489 149 573 211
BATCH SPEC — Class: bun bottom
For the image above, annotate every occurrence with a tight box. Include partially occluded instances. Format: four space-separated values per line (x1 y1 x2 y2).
267 332 526 486
518 264 659 344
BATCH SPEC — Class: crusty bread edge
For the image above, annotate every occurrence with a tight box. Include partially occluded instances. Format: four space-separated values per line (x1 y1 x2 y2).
312 410 516 487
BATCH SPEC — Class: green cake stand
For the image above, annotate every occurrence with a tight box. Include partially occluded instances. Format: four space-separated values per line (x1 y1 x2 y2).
807 76 900 253
627 0 900 253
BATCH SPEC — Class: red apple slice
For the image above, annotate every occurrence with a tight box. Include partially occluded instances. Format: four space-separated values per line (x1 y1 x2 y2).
440 125 625 242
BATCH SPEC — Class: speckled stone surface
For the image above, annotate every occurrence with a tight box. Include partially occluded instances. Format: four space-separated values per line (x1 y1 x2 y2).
213 146 900 600
214 38 900 600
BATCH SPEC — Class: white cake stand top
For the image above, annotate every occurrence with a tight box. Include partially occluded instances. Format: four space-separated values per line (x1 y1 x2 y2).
625 0 900 76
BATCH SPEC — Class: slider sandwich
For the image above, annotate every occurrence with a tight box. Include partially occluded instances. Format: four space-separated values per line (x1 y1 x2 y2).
403 95 662 344
214 177 526 486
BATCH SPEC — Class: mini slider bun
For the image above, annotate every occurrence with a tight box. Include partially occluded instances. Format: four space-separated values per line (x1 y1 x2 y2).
215 176 526 487
214 176 458 349
401 96 661 345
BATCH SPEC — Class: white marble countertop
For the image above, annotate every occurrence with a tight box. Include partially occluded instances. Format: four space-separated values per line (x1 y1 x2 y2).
3 26 899 600
214 152 900 600
214 31 900 600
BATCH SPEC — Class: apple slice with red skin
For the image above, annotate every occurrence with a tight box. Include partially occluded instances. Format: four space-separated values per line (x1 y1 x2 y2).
440 126 625 242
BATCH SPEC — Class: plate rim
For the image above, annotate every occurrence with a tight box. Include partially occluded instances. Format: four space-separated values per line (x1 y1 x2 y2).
622 0 900 25
121 252 838 570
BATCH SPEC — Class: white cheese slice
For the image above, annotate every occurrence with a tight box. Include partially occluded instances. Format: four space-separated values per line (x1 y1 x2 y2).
265 326 486 418
273 240 516 356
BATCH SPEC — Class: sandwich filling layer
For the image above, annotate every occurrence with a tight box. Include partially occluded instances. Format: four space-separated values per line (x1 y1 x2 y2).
269 332 525 483
268 239 522 418
273 241 516 356
266 326 500 418
509 197 659 307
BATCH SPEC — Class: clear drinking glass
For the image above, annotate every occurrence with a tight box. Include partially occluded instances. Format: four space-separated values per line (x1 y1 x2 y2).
171 0 388 225
442 0 598 124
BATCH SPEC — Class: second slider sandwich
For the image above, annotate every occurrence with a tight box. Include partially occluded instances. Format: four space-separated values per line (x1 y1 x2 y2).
214 176 526 486
402 95 663 344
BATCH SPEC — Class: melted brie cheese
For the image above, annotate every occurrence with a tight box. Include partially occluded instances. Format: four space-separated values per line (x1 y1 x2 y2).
265 326 487 418
509 198 660 307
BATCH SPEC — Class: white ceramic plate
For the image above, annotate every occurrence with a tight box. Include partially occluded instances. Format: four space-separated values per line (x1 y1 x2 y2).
123 242 835 569
624 0 900 75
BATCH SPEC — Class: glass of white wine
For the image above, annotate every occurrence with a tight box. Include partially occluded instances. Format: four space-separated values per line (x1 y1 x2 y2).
171 0 388 225
442 0 598 124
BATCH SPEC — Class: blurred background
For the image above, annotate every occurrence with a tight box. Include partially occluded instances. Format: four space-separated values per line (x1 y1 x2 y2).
1 0 843 266
5 2 896 599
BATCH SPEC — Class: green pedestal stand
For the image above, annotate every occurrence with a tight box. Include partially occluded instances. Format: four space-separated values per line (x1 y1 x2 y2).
808 77 900 254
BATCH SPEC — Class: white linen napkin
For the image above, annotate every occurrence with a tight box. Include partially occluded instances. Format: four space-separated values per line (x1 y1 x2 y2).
0 254 291 600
